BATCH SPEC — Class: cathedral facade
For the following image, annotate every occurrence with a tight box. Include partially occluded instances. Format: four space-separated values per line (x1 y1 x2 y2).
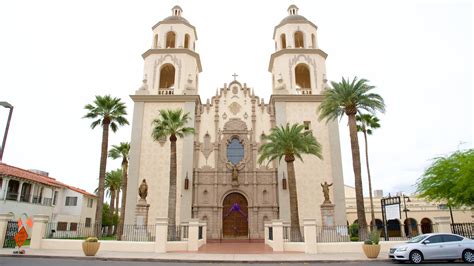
124 5 347 239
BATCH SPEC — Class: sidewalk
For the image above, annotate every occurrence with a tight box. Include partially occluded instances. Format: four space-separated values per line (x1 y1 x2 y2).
0 247 390 262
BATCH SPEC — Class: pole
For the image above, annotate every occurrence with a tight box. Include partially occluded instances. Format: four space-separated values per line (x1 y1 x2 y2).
403 195 411 238
0 105 13 162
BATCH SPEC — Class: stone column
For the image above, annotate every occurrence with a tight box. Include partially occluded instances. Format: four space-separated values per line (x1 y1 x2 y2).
16 181 24 201
0 213 14 247
29 184 36 203
303 218 317 254
271 219 284 252
2 178 10 200
264 222 270 245
433 216 452 233
30 214 49 249
188 219 200 251
154 217 168 253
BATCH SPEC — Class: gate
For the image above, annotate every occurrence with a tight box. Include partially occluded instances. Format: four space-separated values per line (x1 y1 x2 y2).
451 223 474 239
3 221 18 248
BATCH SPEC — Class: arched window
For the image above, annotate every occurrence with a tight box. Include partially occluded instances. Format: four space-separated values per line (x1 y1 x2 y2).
166 31 176 48
295 63 311 89
153 34 158 48
294 31 304 48
184 34 190 49
227 138 244 164
311 33 315 48
280 34 286 49
159 64 175 89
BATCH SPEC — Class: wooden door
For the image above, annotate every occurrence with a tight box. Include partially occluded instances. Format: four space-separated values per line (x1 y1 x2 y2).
222 193 248 238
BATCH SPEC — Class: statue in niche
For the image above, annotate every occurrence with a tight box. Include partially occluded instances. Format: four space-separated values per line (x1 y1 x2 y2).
138 179 148 201
226 161 244 187
321 181 333 204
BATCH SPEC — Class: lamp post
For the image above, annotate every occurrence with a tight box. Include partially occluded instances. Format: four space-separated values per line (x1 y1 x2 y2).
402 194 412 237
0 101 13 162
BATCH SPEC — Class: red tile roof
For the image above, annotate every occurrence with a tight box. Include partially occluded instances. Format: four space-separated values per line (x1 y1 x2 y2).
0 163 96 198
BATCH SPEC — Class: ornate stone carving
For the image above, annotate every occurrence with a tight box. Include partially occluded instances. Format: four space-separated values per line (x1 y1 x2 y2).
222 112 227 119
201 132 213 159
223 118 247 131
228 102 241 115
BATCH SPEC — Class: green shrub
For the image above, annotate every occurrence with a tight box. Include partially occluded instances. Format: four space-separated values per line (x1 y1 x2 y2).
349 223 359 238
84 237 98 243
365 230 381 245
350 236 359 242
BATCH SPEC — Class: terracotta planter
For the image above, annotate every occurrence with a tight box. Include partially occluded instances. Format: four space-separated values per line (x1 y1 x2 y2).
82 241 100 256
362 244 380 258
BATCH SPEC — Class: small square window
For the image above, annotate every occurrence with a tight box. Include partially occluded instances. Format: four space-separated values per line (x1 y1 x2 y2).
85 218 92 228
69 223 78 231
303 121 311 130
57 222 68 231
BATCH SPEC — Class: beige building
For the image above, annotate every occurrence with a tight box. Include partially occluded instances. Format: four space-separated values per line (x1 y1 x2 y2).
124 5 347 240
345 185 473 237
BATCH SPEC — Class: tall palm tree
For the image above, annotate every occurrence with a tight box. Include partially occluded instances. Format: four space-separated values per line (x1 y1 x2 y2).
109 142 130 240
318 77 385 239
152 109 195 239
356 114 381 230
104 169 122 236
83 95 129 235
258 123 322 241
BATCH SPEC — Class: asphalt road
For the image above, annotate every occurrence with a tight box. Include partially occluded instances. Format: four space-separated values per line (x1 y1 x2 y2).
0 257 466 266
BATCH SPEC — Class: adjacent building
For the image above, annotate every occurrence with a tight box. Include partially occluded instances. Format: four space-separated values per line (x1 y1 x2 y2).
0 163 97 232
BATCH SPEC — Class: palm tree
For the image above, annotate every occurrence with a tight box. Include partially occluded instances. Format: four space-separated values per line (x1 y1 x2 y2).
83 95 129 236
356 114 381 230
151 109 195 239
104 169 122 236
109 142 130 240
318 77 385 239
258 123 322 241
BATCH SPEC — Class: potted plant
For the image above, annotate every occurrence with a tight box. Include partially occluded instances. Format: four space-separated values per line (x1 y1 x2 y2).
362 230 381 258
82 237 100 256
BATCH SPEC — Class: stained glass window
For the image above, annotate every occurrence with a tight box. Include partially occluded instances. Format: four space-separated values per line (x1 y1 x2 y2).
227 138 244 164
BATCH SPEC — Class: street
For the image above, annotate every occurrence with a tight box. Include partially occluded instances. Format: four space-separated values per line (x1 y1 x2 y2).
0 257 466 266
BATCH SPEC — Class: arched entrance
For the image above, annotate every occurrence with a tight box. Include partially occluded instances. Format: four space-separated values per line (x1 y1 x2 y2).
420 218 433 234
222 192 248 239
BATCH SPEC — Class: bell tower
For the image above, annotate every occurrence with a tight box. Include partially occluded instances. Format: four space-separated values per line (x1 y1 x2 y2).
269 5 328 95
137 5 202 96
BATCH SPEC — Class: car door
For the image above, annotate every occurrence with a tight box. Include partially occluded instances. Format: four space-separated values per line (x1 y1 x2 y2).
421 235 444 260
441 234 464 259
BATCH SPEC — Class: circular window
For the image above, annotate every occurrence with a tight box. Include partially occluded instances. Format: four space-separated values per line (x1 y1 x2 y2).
227 138 244 164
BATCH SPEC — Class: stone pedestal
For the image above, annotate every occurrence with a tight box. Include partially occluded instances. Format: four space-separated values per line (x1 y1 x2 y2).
320 203 335 227
136 199 150 226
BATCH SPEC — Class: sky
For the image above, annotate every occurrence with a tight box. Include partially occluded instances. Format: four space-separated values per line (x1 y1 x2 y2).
0 0 472 198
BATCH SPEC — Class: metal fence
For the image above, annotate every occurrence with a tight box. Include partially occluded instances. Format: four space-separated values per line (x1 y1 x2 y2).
198 226 203 240
44 223 155 242
452 223 474 239
3 221 18 248
167 224 189 241
283 225 304 242
268 227 273 240
316 225 351 243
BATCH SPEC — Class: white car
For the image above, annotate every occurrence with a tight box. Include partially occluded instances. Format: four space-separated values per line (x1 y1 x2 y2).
389 233 474 264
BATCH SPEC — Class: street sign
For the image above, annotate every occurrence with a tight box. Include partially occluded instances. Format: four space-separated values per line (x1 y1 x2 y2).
14 226 28 248
381 196 401 241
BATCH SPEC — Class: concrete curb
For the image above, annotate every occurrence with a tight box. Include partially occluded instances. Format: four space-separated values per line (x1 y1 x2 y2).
0 254 391 263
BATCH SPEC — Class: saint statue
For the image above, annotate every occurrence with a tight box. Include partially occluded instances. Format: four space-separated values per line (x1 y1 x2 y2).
138 179 148 200
321 181 333 204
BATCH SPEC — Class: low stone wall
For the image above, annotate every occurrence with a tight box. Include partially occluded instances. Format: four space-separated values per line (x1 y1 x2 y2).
41 239 155 252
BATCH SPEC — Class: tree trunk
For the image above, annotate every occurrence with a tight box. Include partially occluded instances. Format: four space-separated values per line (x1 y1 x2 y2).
364 130 376 230
117 159 128 240
285 155 302 242
108 189 115 236
95 121 110 237
168 135 178 240
115 187 120 216
347 113 368 239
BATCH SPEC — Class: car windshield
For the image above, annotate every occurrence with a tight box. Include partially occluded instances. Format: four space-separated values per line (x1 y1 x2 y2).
407 234 428 243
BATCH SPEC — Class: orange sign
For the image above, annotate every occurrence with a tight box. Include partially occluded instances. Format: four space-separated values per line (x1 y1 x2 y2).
14 227 28 248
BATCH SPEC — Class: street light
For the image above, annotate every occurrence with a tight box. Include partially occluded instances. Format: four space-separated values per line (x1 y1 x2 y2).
402 194 412 237
0 101 14 162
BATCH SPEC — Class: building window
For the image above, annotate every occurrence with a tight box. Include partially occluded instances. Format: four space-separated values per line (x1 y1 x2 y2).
159 64 176 89
166 31 176 48
65 196 77 206
69 223 78 231
227 138 244 165
53 191 58 205
85 218 92 228
87 198 93 208
303 121 311 130
294 31 304 48
437 204 448 210
280 34 286 49
184 34 190 49
295 63 311 90
57 222 68 231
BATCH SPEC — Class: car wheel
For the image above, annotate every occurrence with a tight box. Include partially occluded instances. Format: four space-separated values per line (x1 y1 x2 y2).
463 249 474 263
409 250 423 264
